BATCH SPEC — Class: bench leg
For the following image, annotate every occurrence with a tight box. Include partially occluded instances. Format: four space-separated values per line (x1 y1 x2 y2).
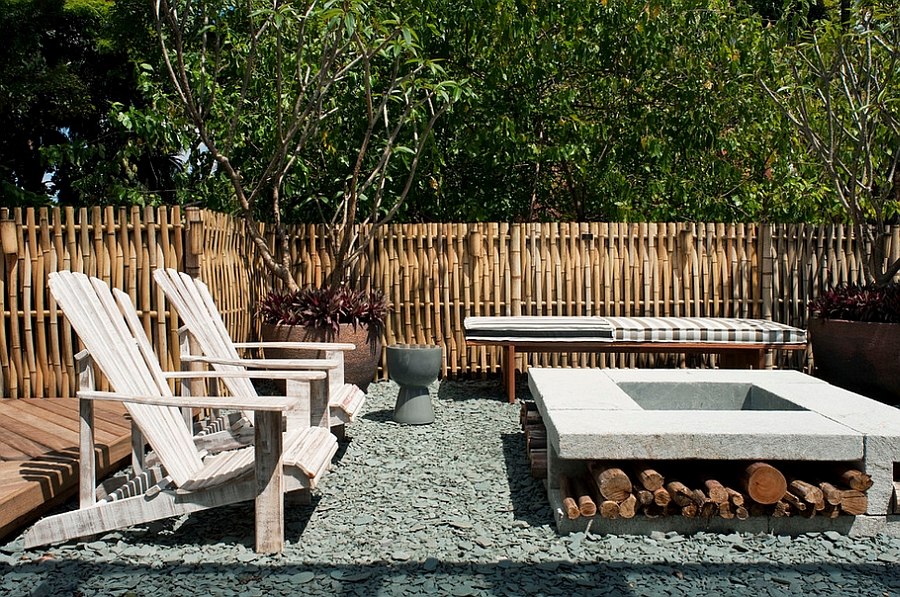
503 345 517 404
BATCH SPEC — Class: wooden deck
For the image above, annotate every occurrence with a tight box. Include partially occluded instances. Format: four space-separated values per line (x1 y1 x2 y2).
0 398 133 541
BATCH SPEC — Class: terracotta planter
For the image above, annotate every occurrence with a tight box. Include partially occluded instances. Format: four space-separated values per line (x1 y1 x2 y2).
260 322 382 392
808 317 900 405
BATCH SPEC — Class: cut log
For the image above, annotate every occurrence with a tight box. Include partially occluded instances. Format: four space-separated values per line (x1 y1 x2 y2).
690 488 716 517
781 491 807 512
530 450 547 479
789 479 825 511
589 463 633 503
524 423 545 440
599 500 620 519
558 475 581 520
734 505 750 520
653 487 672 507
619 493 638 519
572 476 598 517
680 503 699 518
519 401 535 427
526 433 547 452
818 482 844 506
741 462 787 505
725 487 745 507
718 501 735 519
666 481 694 507
636 489 654 507
690 488 708 508
523 409 542 427
823 503 841 519
704 479 728 504
772 500 791 518
633 465 664 492
839 469 873 491
838 490 867 516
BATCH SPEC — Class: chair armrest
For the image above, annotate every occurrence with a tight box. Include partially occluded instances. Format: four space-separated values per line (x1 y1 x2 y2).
232 341 356 351
180 355 340 370
162 370 330 381
77 390 310 411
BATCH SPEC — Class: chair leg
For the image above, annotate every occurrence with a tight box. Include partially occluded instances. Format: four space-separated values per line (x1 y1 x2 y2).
254 410 284 554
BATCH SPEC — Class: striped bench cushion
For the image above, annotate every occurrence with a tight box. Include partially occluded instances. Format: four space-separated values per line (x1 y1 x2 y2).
603 317 806 344
464 316 614 342
464 316 806 344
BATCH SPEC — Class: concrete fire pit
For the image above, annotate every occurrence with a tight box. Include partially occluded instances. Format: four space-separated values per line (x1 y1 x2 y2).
528 368 900 536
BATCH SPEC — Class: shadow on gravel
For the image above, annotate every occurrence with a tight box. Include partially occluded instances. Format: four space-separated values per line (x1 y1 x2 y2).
500 433 555 527
59 496 324 551
361 408 394 423
437 378 518 402
8 558 899 596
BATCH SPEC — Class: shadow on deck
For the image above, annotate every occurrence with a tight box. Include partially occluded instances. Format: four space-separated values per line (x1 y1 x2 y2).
0 398 132 541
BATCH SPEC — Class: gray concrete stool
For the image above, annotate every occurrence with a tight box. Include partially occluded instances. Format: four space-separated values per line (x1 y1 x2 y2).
387 344 442 424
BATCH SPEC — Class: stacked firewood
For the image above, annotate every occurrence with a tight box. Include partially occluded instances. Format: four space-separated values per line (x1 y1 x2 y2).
557 462 871 520
521 400 874 520
521 401 548 479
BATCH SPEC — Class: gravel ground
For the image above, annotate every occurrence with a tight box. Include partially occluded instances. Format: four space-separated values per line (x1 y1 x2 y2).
2 378 900 597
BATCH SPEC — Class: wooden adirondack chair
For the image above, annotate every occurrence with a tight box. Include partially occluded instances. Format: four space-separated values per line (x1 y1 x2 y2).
23 271 338 553
153 268 366 435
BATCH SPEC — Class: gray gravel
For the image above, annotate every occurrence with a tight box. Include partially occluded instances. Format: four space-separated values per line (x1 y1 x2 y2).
2 378 900 596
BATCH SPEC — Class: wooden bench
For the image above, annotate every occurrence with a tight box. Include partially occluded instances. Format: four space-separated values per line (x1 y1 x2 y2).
464 316 808 403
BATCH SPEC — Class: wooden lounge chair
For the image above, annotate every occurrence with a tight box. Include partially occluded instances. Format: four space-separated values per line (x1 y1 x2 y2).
153 268 366 437
23 271 337 553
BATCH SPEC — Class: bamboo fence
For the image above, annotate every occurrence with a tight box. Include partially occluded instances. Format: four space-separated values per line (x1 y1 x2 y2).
0 206 184 399
3 206 899 398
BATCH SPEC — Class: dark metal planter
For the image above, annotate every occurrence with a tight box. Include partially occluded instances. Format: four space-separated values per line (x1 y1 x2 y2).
808 317 900 405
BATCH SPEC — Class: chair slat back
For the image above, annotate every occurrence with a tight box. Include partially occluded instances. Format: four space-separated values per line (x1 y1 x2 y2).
49 271 204 486
154 268 259 404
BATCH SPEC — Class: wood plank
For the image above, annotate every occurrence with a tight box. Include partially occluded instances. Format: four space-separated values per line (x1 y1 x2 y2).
0 416 69 454
1 400 120 445
0 428 52 460
0 397 133 540
25 398 132 433
0 438 33 461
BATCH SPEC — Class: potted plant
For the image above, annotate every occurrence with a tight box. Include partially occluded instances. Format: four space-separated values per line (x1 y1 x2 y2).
150 2 463 386
258 286 390 390
807 284 900 404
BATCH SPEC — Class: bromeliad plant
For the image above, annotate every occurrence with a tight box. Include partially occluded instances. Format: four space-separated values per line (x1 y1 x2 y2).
258 285 390 345
810 283 900 324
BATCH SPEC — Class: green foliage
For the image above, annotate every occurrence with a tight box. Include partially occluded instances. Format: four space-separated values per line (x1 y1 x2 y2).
149 0 465 285
399 0 841 223
763 1 900 283
3 0 881 228
0 0 186 206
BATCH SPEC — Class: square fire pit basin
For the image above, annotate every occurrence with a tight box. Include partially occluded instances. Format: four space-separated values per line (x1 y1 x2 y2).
528 368 900 535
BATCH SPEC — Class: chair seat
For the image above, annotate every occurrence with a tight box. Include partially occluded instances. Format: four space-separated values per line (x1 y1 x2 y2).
330 384 366 421
180 426 337 491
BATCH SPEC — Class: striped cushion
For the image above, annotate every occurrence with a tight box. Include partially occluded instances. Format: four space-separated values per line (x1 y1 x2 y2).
464 316 614 342
463 316 806 345
603 317 806 344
